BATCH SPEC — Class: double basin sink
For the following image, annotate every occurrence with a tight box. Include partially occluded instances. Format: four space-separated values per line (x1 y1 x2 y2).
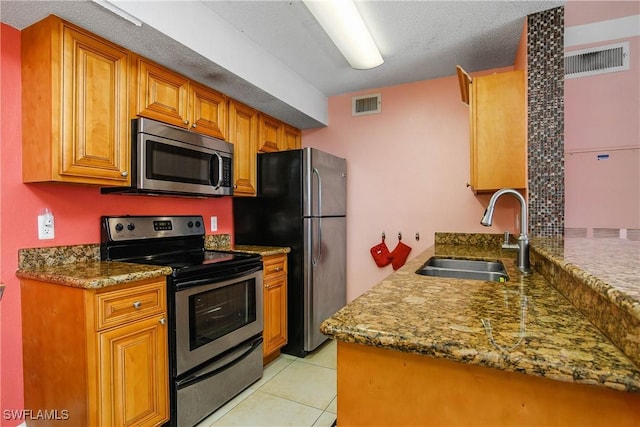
416 257 509 282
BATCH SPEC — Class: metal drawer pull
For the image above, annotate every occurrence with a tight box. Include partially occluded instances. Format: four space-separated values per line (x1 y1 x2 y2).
159 318 166 325
273 266 282 272
132 301 142 309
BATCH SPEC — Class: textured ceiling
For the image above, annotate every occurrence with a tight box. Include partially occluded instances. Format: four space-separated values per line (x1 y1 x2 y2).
0 0 563 129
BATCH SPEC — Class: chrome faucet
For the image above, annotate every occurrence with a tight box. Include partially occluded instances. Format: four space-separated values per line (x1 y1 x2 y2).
480 188 532 274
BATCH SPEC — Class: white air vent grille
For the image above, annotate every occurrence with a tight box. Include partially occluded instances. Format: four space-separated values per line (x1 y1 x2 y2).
565 41 629 79
352 93 381 116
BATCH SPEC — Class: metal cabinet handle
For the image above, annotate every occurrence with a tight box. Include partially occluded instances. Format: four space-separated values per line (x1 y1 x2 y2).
273 266 282 272
159 318 166 325
183 120 189 126
121 171 128 177
192 123 197 128
132 301 142 309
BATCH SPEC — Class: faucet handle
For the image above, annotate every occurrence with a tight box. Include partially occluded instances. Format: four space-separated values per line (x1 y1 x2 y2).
502 230 519 250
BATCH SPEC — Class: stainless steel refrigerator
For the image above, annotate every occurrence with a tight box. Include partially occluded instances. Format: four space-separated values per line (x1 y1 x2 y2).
234 148 347 357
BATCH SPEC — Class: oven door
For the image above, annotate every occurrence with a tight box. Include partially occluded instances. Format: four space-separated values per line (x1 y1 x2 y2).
175 269 263 375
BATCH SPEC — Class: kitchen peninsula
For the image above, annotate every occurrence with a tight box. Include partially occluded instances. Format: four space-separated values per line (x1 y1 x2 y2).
321 233 640 426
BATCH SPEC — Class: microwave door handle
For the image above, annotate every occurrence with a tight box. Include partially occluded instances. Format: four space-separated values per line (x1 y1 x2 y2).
210 152 223 190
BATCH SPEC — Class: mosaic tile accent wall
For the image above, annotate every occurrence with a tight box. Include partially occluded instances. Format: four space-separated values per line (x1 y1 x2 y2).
527 7 565 237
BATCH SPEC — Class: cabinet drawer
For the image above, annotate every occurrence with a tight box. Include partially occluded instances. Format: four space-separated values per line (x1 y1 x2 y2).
263 255 287 277
96 280 166 330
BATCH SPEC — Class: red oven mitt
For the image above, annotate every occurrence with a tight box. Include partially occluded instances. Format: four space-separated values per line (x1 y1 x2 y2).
389 241 412 270
370 240 392 267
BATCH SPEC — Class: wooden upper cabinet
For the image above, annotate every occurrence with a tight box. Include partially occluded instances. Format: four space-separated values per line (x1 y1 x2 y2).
21 15 131 186
258 114 302 153
189 81 228 140
283 124 302 150
136 58 189 127
259 114 283 152
136 58 227 140
458 66 526 193
228 100 259 196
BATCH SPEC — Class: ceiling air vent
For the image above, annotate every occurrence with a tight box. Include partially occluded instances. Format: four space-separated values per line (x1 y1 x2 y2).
352 93 381 116
565 41 629 79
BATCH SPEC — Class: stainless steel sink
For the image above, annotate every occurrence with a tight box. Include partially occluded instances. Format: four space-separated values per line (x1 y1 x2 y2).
416 257 509 282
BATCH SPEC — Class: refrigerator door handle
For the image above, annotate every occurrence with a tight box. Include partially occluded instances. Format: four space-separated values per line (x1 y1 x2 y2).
312 167 323 266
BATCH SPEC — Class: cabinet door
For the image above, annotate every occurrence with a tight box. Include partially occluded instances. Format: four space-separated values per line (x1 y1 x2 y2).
190 81 227 140
99 314 169 427
471 70 526 192
258 114 282 153
263 255 288 359
137 59 189 128
228 100 259 196
283 124 302 150
60 26 131 184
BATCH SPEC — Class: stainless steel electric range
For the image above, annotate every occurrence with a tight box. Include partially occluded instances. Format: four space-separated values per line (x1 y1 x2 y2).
101 215 263 427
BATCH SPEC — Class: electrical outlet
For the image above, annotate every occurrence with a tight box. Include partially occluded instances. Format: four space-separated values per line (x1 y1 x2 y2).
38 210 55 240
210 216 218 232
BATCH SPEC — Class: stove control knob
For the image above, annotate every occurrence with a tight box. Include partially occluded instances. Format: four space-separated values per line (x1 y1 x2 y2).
195 220 202 228
187 221 194 228
115 223 124 232
127 223 135 231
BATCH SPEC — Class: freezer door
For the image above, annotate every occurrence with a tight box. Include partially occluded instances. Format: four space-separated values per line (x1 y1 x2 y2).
304 216 347 352
303 148 347 217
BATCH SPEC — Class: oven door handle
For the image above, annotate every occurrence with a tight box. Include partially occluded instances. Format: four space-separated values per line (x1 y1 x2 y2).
176 336 263 389
173 264 263 289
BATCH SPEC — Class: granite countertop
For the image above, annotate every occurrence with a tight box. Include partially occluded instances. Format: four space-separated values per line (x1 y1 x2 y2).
230 245 291 257
321 234 640 393
533 237 640 315
16 261 172 289
15 236 289 290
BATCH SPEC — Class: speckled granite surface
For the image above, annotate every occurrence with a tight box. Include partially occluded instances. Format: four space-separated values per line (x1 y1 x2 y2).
17 244 171 289
16 236 287 290
321 234 640 393
204 234 232 250
16 261 171 289
204 234 290 257
531 237 640 367
19 244 101 268
230 245 291 257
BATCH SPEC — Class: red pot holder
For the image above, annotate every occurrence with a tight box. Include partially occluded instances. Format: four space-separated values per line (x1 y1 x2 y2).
389 241 412 270
370 240 392 267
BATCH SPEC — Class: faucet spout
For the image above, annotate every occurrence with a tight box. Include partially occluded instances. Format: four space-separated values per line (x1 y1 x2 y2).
480 188 532 274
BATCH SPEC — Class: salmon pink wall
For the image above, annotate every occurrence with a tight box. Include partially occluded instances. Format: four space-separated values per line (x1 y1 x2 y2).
303 72 519 302
0 23 233 424
564 2 640 232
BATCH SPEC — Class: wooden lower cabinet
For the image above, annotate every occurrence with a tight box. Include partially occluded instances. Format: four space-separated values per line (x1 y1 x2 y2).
262 254 288 364
21 277 169 426
337 341 640 426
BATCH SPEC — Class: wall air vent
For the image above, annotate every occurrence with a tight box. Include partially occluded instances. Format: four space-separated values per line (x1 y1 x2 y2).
352 93 381 116
565 41 629 79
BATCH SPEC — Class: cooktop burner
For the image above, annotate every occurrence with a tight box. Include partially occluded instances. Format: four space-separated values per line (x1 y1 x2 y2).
100 215 262 283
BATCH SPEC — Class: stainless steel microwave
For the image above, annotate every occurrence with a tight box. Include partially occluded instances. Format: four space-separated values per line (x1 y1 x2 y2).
101 118 233 197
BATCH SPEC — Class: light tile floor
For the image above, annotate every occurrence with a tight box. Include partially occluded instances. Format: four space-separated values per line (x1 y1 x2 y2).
197 339 337 427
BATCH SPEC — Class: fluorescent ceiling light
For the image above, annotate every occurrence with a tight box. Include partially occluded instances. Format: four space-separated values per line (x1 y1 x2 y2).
92 0 143 27
304 0 383 70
